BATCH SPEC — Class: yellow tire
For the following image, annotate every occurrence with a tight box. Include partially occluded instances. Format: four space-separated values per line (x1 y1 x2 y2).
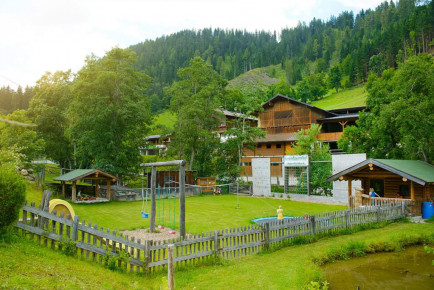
49 199 75 221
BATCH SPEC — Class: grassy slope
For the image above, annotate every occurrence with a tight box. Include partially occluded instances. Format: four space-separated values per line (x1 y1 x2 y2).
312 85 368 110
2 223 432 289
227 64 285 92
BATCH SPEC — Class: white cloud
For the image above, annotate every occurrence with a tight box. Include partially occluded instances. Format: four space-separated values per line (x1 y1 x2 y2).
0 0 386 88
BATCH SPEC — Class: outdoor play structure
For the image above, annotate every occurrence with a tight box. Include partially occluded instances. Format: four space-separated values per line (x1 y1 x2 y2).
140 160 187 238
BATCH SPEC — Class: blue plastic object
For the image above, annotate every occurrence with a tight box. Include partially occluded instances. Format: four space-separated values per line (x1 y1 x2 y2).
422 202 434 219
141 212 149 218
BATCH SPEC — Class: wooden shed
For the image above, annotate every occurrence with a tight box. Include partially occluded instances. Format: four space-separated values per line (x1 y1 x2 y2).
53 169 117 202
145 170 195 188
327 158 434 214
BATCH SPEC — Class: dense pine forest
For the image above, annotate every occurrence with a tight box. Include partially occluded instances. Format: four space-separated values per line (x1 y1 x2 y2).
130 0 433 111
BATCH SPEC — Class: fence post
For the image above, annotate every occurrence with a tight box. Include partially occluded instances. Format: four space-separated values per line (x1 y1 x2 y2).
376 206 381 222
168 244 175 290
214 230 220 259
309 216 316 236
145 240 151 274
264 223 270 250
71 215 79 241
345 210 350 230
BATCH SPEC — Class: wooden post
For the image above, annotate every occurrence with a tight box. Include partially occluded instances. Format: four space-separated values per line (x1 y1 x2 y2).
71 215 79 241
61 181 65 198
345 210 350 229
107 180 111 201
376 206 381 222
410 181 415 214
264 223 270 250
150 166 156 233
179 164 186 238
95 180 99 198
214 230 220 259
410 181 415 202
309 216 316 236
72 181 77 202
168 244 175 290
348 179 352 208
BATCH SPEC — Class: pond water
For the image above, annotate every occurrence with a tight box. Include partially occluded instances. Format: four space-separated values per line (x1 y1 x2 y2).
323 246 434 289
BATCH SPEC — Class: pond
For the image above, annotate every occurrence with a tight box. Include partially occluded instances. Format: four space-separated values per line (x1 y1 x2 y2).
323 246 434 289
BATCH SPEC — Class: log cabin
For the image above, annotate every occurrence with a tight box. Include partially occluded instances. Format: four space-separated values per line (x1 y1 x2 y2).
327 158 434 215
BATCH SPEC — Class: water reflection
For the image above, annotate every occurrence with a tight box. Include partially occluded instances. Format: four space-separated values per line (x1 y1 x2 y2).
323 246 434 289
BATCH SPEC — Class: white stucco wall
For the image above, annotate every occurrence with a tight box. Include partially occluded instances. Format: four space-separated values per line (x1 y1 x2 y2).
331 153 366 203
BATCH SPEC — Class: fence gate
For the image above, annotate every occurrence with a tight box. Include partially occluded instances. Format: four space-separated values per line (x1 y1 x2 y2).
283 155 309 195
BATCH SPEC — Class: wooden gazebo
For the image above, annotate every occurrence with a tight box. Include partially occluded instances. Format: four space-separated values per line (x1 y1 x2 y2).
327 158 434 214
53 169 117 202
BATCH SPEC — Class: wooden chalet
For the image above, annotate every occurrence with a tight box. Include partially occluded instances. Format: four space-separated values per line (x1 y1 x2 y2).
327 158 434 214
140 134 172 155
241 94 362 179
214 108 258 141
53 169 117 202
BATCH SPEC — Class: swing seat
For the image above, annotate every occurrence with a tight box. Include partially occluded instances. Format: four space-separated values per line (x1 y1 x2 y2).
158 225 165 229
141 212 149 218
168 230 176 234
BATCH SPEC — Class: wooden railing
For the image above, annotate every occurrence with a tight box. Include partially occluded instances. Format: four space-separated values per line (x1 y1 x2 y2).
361 194 414 208
317 132 343 141
16 200 407 273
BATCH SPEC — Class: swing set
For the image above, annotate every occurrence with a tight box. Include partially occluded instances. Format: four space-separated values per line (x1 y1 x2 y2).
140 160 187 238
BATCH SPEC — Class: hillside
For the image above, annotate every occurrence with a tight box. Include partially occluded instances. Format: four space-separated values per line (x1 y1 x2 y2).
312 85 368 110
129 0 433 110
227 64 285 94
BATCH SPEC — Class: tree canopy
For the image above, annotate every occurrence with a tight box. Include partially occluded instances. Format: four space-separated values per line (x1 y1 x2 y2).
339 53 434 163
67 48 152 178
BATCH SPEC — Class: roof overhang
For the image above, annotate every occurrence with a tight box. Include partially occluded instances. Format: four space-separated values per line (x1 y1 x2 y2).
327 158 428 186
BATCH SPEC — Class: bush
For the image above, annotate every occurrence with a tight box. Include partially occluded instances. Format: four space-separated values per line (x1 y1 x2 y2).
0 167 26 239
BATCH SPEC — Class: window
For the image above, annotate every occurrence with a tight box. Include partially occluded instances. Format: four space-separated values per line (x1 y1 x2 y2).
242 162 252 166
271 163 280 166
266 144 271 149
399 185 410 196
276 144 282 148
257 145 262 149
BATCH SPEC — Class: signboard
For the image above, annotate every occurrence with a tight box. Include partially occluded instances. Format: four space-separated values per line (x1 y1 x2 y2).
252 158 271 196
283 155 309 167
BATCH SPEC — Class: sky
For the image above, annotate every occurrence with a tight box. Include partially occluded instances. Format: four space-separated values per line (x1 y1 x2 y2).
0 0 387 89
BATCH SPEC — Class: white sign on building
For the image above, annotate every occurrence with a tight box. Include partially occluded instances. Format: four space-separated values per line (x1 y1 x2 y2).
283 154 309 167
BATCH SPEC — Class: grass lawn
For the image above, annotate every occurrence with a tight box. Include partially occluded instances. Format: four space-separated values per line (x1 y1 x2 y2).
2 222 432 289
312 85 368 110
25 186 345 233
71 195 346 233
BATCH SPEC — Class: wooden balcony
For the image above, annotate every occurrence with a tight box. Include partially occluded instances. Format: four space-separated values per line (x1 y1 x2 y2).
317 132 342 141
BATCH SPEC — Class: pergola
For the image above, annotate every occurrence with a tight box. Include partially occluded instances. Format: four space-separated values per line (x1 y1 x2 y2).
53 169 117 202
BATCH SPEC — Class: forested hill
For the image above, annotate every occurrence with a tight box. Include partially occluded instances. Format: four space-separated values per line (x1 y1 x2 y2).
130 0 433 107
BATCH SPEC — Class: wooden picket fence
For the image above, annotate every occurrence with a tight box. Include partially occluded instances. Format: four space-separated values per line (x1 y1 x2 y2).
15 201 407 274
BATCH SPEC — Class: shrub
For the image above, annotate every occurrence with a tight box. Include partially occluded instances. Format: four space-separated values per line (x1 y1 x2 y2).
0 167 26 239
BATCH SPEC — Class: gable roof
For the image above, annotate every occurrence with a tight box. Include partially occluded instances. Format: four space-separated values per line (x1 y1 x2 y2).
261 94 336 117
327 158 434 186
53 169 117 182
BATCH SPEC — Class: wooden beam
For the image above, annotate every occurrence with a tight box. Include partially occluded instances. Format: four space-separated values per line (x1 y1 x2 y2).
410 181 415 201
179 164 186 238
62 181 65 198
150 166 156 233
95 180 99 198
141 160 186 167
107 180 111 201
72 181 77 202
348 179 352 197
